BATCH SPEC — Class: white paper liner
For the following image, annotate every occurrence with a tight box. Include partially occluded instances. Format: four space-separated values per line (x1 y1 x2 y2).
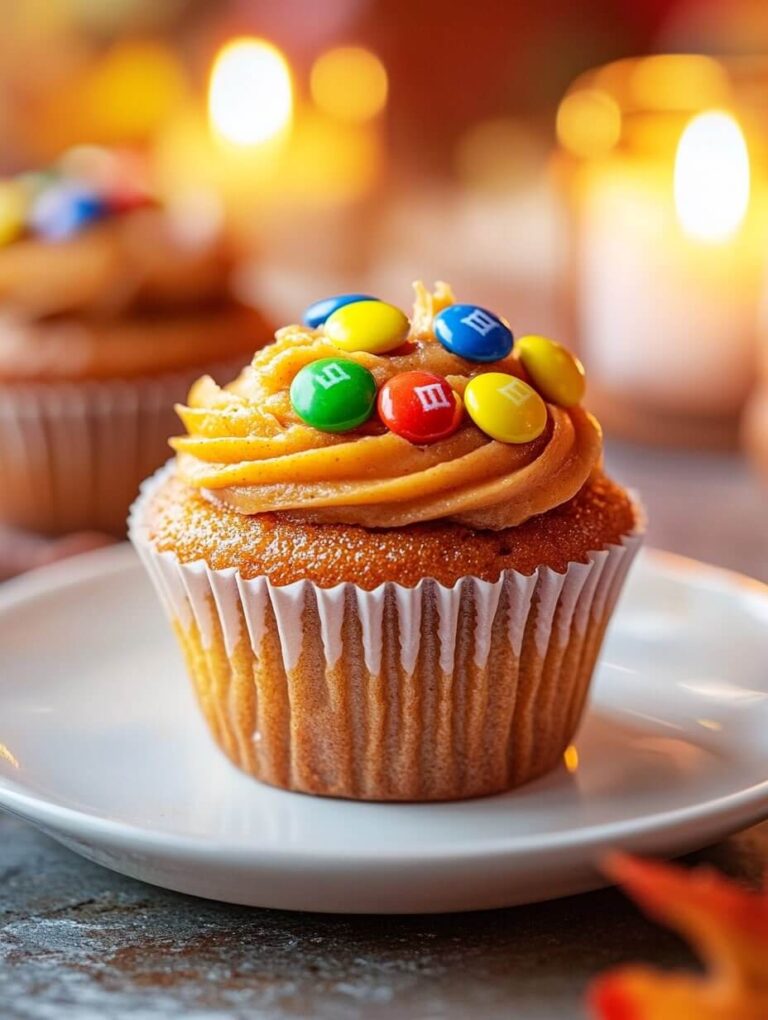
0 359 246 536
130 465 643 799
130 464 643 683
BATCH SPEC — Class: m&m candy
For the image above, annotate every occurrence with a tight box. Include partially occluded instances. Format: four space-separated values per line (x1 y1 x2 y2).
325 300 409 355
515 335 585 408
464 372 547 444
105 185 153 215
30 184 105 241
303 293 377 329
378 371 462 444
0 183 26 247
290 357 377 432
433 304 513 362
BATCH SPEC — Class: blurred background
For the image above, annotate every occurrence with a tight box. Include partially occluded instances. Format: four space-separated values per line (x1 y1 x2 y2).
1 0 768 579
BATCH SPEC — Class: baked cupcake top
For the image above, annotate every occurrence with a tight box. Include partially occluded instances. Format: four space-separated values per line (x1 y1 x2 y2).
170 283 602 531
0 147 272 383
0 147 232 321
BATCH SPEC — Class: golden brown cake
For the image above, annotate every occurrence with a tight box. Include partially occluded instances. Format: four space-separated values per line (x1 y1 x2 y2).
130 282 642 801
146 470 634 586
0 160 271 535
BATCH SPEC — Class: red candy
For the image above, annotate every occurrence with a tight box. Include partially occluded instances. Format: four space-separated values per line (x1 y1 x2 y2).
104 187 154 215
378 371 463 444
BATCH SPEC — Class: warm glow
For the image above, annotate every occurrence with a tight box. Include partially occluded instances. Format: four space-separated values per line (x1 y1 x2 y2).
83 40 187 141
563 745 579 773
697 718 723 731
283 113 381 203
674 111 750 242
556 88 621 158
629 55 729 111
208 38 292 146
310 46 388 123
0 743 19 769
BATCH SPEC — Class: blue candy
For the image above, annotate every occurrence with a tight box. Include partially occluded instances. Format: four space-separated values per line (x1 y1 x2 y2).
433 304 513 362
30 184 105 241
303 293 377 329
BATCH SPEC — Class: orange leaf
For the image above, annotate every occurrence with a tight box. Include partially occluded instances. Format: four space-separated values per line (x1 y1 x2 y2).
588 854 768 1020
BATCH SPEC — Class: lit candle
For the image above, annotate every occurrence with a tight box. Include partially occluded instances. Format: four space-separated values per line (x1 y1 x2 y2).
152 36 293 241
153 37 386 265
558 56 768 446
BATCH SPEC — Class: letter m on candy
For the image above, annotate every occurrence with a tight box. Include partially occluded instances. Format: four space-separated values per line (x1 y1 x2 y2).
315 363 351 390
460 308 498 336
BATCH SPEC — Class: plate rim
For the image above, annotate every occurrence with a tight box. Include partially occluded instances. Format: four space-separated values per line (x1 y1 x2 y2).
1 542 768 865
1 768 767 865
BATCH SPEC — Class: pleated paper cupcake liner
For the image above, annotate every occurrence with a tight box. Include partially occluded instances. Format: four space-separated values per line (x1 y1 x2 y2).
130 466 643 801
0 359 246 536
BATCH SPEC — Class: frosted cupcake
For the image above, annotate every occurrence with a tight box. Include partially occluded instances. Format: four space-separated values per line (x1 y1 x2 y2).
0 149 271 535
130 282 642 801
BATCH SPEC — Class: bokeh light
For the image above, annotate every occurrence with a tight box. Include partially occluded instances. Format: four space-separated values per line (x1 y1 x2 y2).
284 112 381 203
563 745 579 774
556 88 621 158
208 38 292 146
310 46 388 123
629 54 729 112
674 110 750 242
82 41 187 142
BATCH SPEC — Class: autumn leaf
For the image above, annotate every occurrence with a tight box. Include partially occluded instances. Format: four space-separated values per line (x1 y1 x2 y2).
588 854 768 1020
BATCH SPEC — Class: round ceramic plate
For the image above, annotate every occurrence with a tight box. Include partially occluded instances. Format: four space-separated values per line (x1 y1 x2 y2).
0 545 767 914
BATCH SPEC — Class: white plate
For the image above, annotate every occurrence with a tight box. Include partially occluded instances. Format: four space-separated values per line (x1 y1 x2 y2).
0 545 767 914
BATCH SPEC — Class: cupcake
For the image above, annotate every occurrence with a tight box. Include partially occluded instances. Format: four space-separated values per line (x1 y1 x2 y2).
130 282 642 801
0 149 272 536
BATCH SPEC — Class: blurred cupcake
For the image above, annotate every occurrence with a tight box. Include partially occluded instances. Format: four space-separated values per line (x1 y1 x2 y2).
0 147 271 535
130 282 642 801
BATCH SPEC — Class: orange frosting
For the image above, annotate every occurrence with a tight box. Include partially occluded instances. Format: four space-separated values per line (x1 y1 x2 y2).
0 206 233 320
171 283 602 530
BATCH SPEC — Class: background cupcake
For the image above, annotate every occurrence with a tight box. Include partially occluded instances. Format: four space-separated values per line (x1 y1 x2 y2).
0 148 272 536
130 283 642 802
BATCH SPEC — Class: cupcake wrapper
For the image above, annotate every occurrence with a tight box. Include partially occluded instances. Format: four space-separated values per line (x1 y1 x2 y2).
130 468 643 801
0 360 245 536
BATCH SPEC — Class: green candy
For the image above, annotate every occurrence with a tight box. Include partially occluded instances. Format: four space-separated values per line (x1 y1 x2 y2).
290 357 377 432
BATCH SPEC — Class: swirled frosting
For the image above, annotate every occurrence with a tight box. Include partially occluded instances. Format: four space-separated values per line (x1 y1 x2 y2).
171 283 602 530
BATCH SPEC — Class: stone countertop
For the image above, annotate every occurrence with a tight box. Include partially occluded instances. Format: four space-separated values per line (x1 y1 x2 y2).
2 813 767 1020
1 440 767 1020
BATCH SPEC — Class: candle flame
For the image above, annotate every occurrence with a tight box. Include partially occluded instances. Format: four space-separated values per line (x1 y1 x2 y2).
208 38 292 146
674 111 750 242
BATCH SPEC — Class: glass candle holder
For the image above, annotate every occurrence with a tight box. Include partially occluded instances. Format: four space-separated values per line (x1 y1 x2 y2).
556 55 768 448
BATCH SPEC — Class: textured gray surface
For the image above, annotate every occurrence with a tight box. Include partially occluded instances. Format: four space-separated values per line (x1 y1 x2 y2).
7 814 768 1020
2 813 767 1020
1 443 767 1019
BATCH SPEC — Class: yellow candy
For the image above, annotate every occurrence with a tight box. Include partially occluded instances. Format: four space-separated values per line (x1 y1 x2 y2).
0 183 25 247
515 335 585 407
464 372 547 444
325 299 409 355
